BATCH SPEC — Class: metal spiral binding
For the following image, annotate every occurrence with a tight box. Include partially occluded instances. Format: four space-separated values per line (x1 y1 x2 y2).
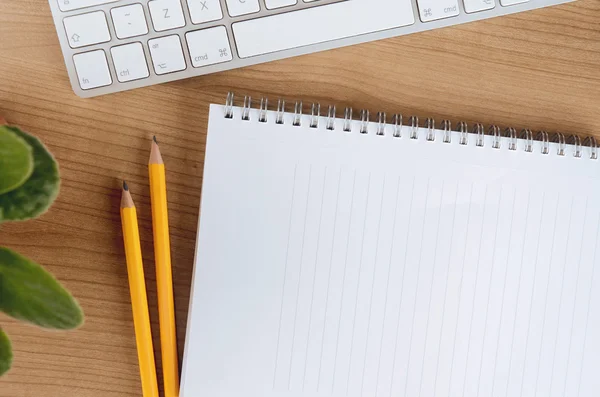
310 103 320 128
410 116 419 140
276 99 285 125
537 131 549 154
569 134 582 158
426 118 435 141
225 92 234 118
506 127 518 151
490 125 501 149
293 101 302 127
360 110 370 134
474 124 484 147
326 106 336 130
241 96 251 121
442 120 452 143
224 93 598 159
343 107 352 132
392 114 403 138
584 137 598 160
259 97 268 123
555 132 566 156
458 122 468 145
522 129 534 153
377 112 386 136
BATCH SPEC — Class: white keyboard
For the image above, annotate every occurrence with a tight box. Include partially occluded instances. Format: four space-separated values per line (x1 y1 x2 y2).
48 0 574 97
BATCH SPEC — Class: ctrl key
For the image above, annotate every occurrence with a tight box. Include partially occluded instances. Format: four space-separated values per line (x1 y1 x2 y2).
111 42 150 83
73 50 112 90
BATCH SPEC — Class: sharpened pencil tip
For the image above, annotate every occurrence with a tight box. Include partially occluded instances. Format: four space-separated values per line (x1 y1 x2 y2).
149 136 164 164
123 181 129 191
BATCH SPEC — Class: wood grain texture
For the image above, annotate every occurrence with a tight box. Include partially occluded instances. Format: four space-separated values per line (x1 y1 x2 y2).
0 0 599 395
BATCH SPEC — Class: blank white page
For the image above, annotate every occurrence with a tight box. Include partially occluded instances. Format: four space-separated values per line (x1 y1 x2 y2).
180 104 600 397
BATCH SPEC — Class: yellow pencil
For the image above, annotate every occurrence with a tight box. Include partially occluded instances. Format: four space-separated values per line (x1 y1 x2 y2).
149 137 179 397
120 182 159 397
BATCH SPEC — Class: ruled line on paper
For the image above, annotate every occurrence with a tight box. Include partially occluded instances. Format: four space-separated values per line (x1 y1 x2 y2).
302 167 333 391
576 210 600 397
562 197 589 397
432 181 465 396
346 173 373 394
461 185 489 397
331 170 358 394
273 164 298 389
533 193 566 397
491 189 529 396
374 175 407 394
518 192 551 396
288 165 313 390
274 169 596 396
402 178 432 397
446 183 475 397
390 178 431 397
302 168 329 391
316 168 342 392
387 179 416 397
359 175 387 396
546 197 575 396
474 185 504 397
408 180 445 397
418 181 459 397
504 190 535 397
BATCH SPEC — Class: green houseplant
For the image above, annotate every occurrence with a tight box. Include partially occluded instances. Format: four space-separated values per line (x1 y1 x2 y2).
0 117 83 376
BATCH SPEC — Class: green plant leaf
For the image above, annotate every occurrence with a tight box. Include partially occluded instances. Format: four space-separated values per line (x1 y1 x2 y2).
0 127 60 222
0 247 83 329
0 328 12 377
0 126 34 195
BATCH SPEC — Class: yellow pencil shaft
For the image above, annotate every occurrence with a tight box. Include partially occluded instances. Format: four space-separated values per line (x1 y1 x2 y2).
120 207 159 397
149 163 180 397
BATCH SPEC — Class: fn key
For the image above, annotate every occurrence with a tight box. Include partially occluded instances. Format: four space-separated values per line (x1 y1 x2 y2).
73 50 112 90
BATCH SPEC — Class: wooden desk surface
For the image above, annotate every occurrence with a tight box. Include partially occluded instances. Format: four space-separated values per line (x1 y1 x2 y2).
0 0 599 395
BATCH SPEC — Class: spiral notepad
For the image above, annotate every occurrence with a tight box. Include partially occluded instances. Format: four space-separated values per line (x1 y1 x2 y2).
180 94 600 397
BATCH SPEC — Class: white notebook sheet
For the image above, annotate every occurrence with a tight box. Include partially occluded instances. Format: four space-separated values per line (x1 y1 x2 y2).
180 100 600 397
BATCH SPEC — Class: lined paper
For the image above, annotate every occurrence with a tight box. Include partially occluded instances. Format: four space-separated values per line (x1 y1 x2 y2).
180 105 600 397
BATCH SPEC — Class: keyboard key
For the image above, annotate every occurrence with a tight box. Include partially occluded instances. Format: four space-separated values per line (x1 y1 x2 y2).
149 0 186 32
111 4 148 39
148 35 187 74
500 0 528 5
111 42 150 82
464 0 495 12
57 0 117 12
225 0 260 17
265 0 297 9
233 0 414 58
417 0 459 21
63 11 111 48
73 50 112 89
186 26 232 67
188 0 223 24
